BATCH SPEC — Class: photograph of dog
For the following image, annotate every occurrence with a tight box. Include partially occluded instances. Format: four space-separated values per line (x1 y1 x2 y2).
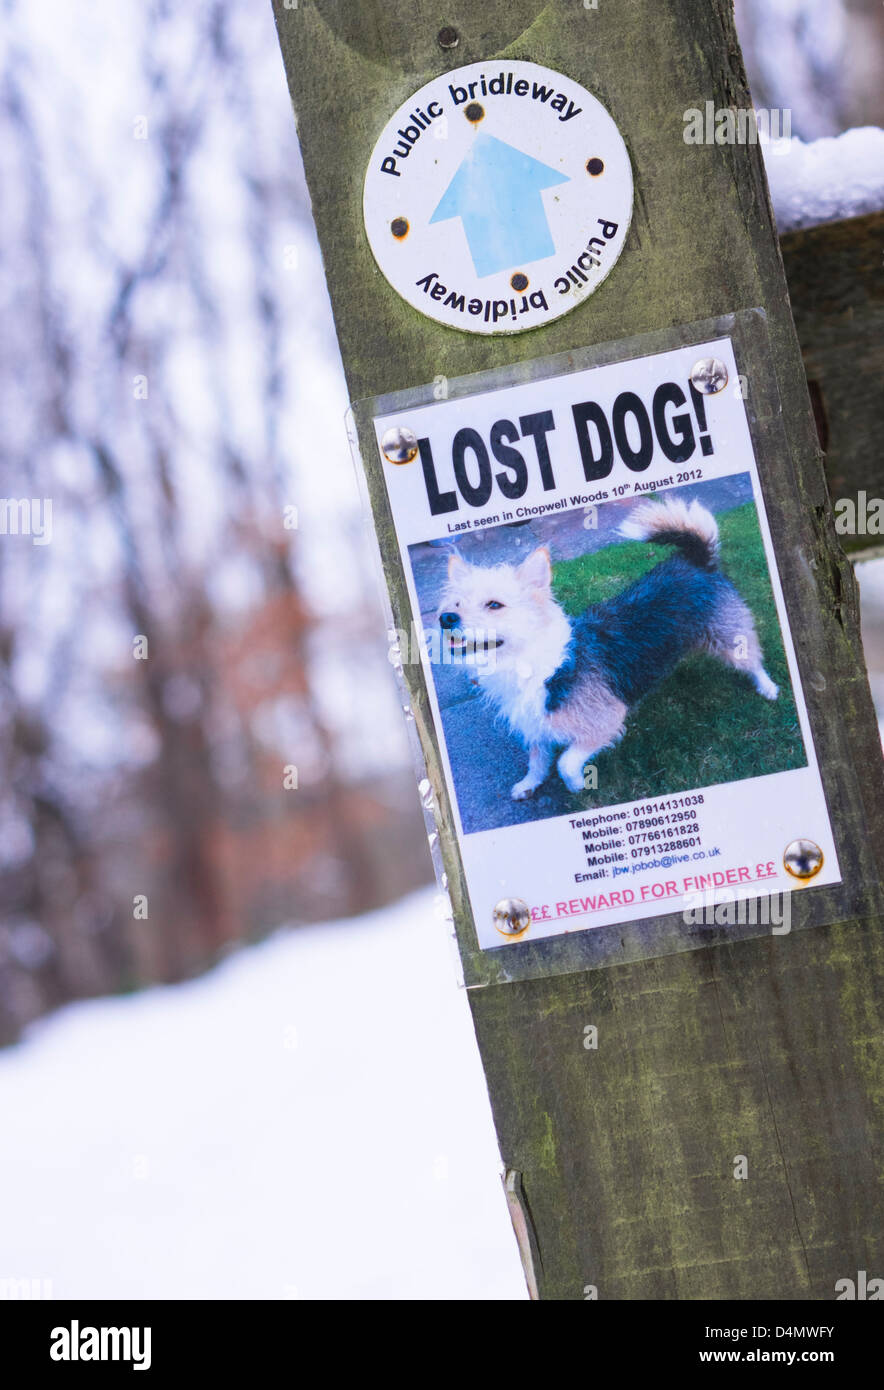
410 476 806 834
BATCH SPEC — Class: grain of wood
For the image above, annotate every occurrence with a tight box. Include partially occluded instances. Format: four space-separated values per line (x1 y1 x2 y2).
780 213 884 556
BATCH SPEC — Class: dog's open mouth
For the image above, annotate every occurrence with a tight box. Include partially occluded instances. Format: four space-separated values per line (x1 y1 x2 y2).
445 633 503 655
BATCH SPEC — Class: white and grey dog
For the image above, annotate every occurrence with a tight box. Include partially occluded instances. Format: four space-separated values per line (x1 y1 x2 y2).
437 497 778 798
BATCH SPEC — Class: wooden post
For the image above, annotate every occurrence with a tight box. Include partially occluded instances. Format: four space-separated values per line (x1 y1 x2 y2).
780 211 884 554
273 1 884 1298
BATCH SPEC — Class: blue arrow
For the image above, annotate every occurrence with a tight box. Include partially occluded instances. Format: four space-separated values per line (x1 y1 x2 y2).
429 132 569 279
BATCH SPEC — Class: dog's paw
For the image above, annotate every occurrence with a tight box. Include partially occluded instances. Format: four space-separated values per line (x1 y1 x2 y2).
511 779 537 800
750 667 778 700
557 749 591 795
755 671 779 700
561 774 586 796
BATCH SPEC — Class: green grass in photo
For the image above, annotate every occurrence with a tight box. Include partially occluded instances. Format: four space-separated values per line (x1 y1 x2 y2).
550 501 807 806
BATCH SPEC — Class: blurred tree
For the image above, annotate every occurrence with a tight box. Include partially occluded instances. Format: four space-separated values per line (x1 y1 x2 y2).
0 0 428 1043
735 0 884 138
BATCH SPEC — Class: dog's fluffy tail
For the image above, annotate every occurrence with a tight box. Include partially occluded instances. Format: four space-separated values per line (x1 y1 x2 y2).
619 496 720 570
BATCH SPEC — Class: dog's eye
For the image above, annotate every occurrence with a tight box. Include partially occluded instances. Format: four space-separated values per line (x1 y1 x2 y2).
486 600 504 610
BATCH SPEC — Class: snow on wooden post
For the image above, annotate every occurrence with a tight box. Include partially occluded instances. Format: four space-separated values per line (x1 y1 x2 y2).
273 1 884 1298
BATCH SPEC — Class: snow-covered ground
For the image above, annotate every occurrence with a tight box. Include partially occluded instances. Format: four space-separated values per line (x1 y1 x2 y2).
0 891 526 1300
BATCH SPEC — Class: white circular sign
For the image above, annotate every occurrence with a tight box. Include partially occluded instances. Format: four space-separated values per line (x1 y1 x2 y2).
363 61 633 336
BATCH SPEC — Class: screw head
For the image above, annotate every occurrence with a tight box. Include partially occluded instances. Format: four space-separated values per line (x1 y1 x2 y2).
380 426 419 465
464 101 485 123
437 26 459 49
783 839 824 881
586 157 605 175
690 357 728 394
390 217 409 240
510 272 529 292
493 897 531 939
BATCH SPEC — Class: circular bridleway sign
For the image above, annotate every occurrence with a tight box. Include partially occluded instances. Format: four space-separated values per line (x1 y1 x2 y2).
363 61 633 336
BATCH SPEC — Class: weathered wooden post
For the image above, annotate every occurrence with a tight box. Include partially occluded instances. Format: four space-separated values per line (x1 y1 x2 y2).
272 1 884 1299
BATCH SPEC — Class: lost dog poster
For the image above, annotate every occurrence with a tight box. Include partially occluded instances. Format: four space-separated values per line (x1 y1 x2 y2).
366 332 841 961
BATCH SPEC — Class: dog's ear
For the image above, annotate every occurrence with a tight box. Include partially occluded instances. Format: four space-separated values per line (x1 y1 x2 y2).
448 551 470 581
517 547 551 590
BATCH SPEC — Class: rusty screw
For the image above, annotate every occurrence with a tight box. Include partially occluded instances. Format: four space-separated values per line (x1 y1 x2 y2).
493 897 531 939
437 26 459 49
380 426 419 465
783 839 824 881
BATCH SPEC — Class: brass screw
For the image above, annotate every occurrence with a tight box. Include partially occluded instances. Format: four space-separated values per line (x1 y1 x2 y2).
380 426 419 465
783 839 824 881
493 897 531 939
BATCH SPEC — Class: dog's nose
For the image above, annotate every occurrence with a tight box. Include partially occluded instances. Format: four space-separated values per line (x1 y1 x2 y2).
439 611 460 630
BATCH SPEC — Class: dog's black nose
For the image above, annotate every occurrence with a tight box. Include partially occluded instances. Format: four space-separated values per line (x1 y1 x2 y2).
439 611 460 630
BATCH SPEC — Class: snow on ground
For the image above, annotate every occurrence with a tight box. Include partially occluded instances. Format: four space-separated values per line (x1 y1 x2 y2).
0 891 526 1300
763 127 884 232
